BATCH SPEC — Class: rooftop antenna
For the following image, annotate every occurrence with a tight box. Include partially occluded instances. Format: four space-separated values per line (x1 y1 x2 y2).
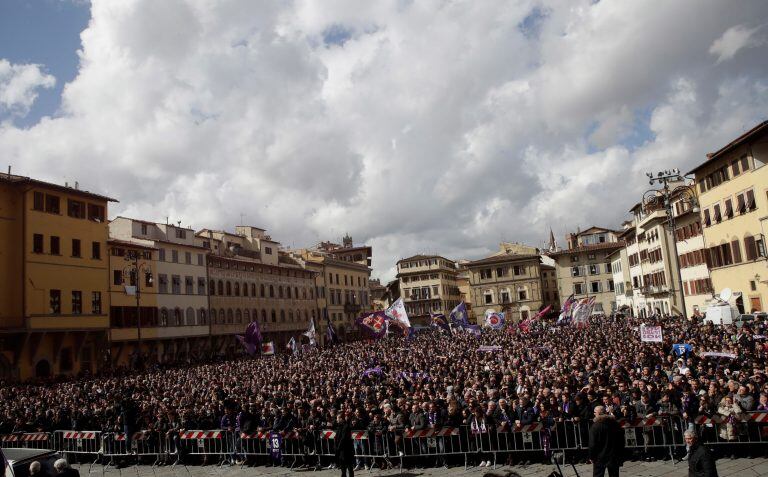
239 213 246 225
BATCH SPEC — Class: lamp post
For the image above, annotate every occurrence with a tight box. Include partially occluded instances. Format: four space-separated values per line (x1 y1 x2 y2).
124 250 153 363
642 169 699 319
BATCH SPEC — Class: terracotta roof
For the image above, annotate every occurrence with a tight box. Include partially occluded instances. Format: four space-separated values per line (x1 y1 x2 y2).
546 241 625 257
1 173 118 202
687 120 768 175
465 253 541 267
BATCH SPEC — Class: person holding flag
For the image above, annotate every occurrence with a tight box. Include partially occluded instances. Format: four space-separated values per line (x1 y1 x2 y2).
327 318 340 345
449 302 469 327
430 312 451 332
288 336 298 355
385 298 411 336
303 318 317 347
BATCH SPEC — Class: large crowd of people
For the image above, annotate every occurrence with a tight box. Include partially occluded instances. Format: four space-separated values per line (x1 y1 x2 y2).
1 314 767 467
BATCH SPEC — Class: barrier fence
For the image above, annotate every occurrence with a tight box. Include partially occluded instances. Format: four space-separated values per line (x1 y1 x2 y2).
1 412 766 469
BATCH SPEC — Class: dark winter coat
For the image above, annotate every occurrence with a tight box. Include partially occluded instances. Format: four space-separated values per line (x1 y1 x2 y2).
688 442 718 477
588 414 624 466
334 421 355 466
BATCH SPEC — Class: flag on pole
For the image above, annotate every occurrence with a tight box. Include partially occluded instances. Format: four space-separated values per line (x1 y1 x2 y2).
449 302 469 327
385 298 411 335
533 305 552 320
430 312 451 332
356 311 388 339
326 319 339 345
288 336 298 355
303 317 317 346
235 320 263 355
484 310 505 329
261 341 275 355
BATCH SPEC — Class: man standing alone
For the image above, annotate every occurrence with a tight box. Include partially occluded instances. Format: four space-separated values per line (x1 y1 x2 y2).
589 405 624 477
685 430 718 477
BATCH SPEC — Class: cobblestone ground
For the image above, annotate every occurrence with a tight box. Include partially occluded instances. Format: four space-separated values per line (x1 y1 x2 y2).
74 457 768 477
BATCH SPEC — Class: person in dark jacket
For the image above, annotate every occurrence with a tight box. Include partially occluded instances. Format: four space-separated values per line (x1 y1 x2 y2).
685 430 718 477
588 406 624 477
334 414 355 477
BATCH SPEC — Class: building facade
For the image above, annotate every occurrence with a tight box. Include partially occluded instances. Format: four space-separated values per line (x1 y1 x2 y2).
199 226 317 352
0 174 114 379
466 250 544 323
397 255 461 325
110 217 210 364
540 263 560 310
608 246 633 314
548 227 623 315
670 190 712 316
689 121 768 313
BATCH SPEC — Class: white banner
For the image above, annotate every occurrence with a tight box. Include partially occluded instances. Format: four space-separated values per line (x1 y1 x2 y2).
699 351 737 359
640 325 663 342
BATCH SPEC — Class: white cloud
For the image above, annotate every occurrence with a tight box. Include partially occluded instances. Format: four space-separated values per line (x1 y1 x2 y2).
1 0 768 283
0 59 56 117
709 23 767 63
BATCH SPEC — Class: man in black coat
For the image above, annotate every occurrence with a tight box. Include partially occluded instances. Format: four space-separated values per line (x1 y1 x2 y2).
334 415 355 477
685 430 718 477
588 406 624 477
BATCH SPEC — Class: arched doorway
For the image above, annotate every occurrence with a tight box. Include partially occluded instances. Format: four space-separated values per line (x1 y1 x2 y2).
35 359 51 378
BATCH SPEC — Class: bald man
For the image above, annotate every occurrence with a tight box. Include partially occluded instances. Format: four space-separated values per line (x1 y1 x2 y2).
588 405 624 477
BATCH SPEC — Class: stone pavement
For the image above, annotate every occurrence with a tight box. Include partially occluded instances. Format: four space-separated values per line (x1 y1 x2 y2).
74 457 768 477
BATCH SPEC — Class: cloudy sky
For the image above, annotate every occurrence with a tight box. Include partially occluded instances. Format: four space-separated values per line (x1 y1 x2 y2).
1 0 767 281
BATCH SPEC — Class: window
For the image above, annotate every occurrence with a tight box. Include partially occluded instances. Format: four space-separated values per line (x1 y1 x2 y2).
605 262 612 273
175 228 186 239
33 234 44 253
72 291 82 314
45 194 60 214
724 198 733 218
171 250 178 263
49 289 61 314
145 271 153 287
141 223 148 235
33 191 44 210
484 292 493 304
746 189 756 210
265 247 273 255
198 278 206 295
518 289 527 300
713 204 722 222
184 252 191 264
50 236 60 255
571 255 579 262
732 159 741 177
113 270 123 285
608 280 615 292
480 269 492 279
67 199 86 218
92 242 101 259
158 248 166 261
741 155 749 172
513 265 523 275
571 266 582 277
72 239 81 257
92 292 101 314
197 253 204 266
158 274 168 294
185 276 194 294
496 267 505 277
589 264 599 275
703 209 711 226
587 253 596 260
87 204 104 221
574 283 584 295
590 281 601 293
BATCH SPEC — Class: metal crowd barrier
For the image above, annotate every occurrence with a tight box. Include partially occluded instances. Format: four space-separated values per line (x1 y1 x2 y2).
11 415 765 470
53 430 102 458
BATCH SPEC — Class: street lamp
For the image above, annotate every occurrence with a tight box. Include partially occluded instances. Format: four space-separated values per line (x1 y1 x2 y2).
642 169 699 319
123 250 153 363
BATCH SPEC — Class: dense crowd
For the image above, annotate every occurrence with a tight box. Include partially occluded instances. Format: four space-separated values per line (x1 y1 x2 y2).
1 314 767 464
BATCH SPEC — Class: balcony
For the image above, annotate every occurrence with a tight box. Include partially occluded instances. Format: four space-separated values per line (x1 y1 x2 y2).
640 285 669 296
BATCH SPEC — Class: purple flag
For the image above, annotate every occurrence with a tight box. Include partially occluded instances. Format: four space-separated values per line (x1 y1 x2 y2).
245 320 262 345
356 311 388 339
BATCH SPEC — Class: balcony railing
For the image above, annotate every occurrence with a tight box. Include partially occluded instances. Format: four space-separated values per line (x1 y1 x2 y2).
640 285 669 295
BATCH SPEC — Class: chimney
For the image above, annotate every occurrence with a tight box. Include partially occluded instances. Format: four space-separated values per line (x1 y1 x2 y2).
74 181 79 190
7 165 11 176
65 182 69 188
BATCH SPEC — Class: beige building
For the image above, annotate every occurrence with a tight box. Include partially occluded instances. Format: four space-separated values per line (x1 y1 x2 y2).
396 255 461 325
110 217 210 363
540 263 560 311
198 226 317 352
465 247 544 323
295 244 371 341
548 227 623 315
670 189 712 316
689 121 768 313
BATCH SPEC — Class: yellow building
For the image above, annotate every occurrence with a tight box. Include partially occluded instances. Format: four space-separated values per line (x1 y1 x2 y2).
396 255 461 325
0 173 114 380
688 121 768 313
465 249 544 323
